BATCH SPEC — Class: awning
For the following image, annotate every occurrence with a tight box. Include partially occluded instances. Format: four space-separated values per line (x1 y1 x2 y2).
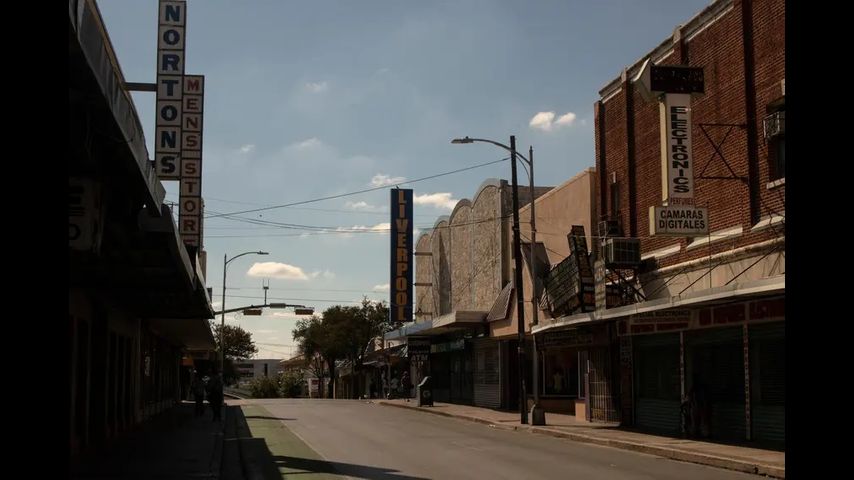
69 204 215 320
384 311 487 340
149 318 216 351
533 275 785 335
363 344 407 366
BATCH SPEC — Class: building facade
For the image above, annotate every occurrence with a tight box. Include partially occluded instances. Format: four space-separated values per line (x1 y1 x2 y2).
234 358 284 385
69 0 215 455
388 171 598 415
536 0 785 446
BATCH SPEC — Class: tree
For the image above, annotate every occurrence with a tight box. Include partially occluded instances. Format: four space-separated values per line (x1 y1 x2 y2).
292 298 390 399
210 322 258 384
293 315 332 398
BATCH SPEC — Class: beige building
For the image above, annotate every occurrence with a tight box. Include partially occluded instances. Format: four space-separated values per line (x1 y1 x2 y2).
388 169 597 415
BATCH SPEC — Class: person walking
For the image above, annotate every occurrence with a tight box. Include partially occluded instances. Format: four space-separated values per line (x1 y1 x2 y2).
191 371 206 417
206 369 224 422
400 371 411 402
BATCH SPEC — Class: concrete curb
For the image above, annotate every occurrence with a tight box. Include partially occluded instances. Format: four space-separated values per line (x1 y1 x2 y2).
377 401 784 479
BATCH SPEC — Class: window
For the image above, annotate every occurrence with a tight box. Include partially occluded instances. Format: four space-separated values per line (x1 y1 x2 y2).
542 349 578 396
610 180 621 218
765 100 785 181
770 136 785 180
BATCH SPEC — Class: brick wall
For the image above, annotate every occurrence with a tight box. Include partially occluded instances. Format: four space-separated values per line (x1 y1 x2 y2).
595 0 785 271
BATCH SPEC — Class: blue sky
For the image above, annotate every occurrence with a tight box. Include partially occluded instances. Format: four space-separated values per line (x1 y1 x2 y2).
99 0 711 358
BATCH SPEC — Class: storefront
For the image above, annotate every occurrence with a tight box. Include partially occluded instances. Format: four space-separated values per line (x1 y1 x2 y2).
430 338 473 404
535 324 616 420
619 296 784 443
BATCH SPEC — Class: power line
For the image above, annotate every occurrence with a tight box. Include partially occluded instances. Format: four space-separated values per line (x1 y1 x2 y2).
223 294 382 304
205 156 509 220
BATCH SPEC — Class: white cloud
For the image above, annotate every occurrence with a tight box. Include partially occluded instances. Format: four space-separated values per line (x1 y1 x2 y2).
414 192 458 210
529 111 556 131
293 137 323 150
371 174 407 187
305 81 328 93
310 270 336 279
373 284 390 292
247 262 309 280
272 312 299 318
340 223 389 232
555 112 577 126
239 144 255 154
255 329 275 334
345 200 385 212
336 223 390 238
529 111 578 132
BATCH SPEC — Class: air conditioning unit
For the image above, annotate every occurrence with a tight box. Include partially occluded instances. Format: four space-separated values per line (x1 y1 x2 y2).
763 111 785 139
598 220 622 238
603 238 641 268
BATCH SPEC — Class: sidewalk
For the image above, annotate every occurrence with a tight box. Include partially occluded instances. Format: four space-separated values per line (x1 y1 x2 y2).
70 401 225 479
377 399 785 479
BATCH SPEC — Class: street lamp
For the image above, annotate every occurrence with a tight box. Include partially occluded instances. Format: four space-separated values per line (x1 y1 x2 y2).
221 250 269 376
452 136 544 425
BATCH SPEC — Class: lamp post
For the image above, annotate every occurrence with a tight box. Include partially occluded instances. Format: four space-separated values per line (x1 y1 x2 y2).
451 136 544 425
220 250 269 376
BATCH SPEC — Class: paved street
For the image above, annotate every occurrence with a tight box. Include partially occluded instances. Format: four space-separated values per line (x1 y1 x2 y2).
224 399 762 480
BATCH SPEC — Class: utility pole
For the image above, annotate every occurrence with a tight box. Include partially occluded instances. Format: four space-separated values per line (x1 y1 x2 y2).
510 135 529 425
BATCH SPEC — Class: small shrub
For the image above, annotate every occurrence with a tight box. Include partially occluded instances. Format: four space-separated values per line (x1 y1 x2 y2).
248 376 280 398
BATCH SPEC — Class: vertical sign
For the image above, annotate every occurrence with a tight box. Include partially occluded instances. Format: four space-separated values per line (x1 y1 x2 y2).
179 75 204 247
660 93 694 204
640 65 709 237
390 189 413 324
155 1 186 179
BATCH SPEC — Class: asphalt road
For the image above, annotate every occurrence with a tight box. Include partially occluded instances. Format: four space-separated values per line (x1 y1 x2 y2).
226 398 760 480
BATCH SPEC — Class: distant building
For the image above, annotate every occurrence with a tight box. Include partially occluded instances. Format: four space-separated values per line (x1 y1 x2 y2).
234 359 284 384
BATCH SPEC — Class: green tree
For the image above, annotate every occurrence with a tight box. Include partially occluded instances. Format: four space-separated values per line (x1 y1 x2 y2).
210 322 258 384
293 315 336 398
292 298 390 399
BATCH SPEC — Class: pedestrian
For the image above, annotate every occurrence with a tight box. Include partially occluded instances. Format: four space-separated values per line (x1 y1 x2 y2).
191 371 206 417
400 371 411 401
207 369 224 422
389 375 399 399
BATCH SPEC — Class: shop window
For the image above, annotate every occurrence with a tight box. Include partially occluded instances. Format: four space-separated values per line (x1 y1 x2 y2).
542 349 578 396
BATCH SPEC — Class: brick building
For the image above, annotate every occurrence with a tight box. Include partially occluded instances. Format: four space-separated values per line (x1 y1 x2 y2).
536 0 784 445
